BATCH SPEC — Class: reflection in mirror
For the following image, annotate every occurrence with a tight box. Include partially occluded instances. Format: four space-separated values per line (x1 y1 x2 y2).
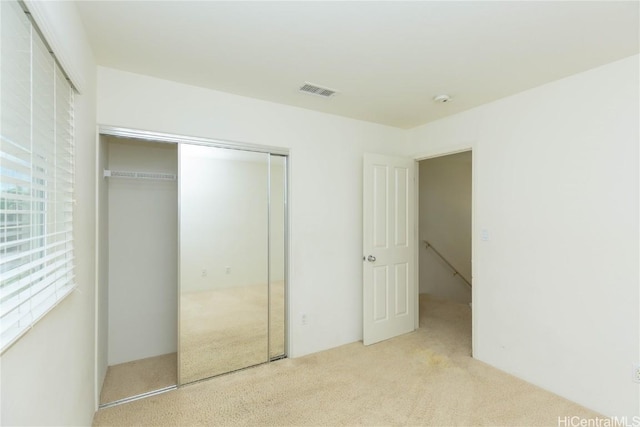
269 155 286 359
179 145 269 384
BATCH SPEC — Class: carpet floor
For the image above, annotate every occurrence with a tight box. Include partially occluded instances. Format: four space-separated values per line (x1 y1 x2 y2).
180 282 285 384
100 353 177 405
93 294 600 426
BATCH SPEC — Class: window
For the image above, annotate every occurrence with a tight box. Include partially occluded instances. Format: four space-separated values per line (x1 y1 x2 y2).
0 0 75 352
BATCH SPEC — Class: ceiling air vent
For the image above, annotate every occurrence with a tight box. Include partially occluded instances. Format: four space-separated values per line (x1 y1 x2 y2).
299 82 337 98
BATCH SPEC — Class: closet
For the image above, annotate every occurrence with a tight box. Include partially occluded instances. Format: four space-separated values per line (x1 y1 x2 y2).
96 131 287 406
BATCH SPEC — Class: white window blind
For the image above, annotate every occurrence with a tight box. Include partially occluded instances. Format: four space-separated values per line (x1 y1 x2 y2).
0 0 75 353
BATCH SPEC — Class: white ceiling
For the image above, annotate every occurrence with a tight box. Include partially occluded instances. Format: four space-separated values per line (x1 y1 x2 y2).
76 1 639 129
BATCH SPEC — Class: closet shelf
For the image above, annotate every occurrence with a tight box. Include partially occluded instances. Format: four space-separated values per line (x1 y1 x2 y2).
104 169 176 181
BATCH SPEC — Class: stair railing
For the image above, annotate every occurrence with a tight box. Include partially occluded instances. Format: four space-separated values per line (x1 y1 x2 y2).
423 240 472 288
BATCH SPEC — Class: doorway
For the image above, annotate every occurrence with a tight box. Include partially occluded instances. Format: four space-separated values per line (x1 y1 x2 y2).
95 128 289 406
417 150 472 352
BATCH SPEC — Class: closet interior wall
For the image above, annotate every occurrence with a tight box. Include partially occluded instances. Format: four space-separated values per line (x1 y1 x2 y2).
97 135 178 403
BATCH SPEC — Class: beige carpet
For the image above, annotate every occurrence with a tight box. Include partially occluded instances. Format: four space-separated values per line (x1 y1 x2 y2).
180 282 285 384
100 353 177 405
93 295 600 426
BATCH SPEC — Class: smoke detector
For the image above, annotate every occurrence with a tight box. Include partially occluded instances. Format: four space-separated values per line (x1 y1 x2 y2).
299 82 338 98
433 94 452 103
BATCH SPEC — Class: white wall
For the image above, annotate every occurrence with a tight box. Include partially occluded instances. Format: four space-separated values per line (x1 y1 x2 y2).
96 67 408 357
407 55 640 419
107 138 178 364
419 152 472 303
0 1 97 425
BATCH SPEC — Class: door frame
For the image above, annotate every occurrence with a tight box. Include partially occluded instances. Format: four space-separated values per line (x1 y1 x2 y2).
412 144 475 357
93 125 291 406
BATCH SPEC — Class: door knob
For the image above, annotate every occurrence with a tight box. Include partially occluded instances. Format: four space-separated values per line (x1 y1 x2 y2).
367 255 376 262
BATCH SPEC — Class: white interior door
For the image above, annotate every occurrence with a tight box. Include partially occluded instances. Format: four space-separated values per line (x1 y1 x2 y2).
363 153 415 345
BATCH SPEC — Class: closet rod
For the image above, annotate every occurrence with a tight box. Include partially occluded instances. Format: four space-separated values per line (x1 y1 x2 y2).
103 169 176 181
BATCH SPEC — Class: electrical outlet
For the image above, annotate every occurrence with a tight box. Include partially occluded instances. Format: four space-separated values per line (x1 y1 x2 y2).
225 266 231 274
300 313 308 326
201 269 207 277
633 364 640 383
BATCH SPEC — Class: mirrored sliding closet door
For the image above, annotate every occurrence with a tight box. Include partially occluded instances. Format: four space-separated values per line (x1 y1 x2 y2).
178 145 286 384
269 155 286 360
